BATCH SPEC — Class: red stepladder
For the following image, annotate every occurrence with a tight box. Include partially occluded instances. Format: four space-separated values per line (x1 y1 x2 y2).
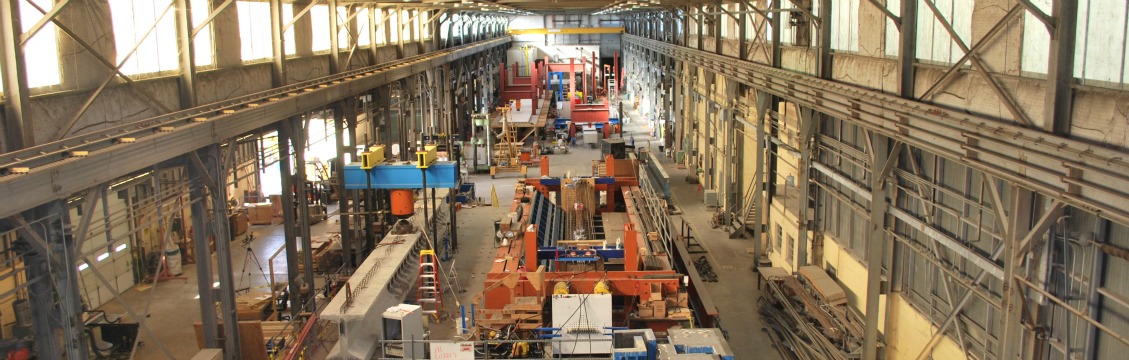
416 249 443 320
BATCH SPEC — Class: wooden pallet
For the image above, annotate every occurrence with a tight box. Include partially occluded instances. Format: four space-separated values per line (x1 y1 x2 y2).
477 297 544 330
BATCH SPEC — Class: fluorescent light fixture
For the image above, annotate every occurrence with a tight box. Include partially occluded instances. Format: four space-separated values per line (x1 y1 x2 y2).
213 281 220 288
115 244 128 252
78 263 89 271
97 252 109 262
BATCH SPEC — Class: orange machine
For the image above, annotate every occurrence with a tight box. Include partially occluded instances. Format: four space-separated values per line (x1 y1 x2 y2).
389 189 415 216
472 156 702 338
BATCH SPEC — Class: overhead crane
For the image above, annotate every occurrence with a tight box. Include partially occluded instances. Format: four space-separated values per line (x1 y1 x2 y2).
0 36 511 221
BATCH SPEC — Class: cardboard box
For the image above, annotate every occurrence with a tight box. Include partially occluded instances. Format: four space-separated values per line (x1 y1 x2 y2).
246 203 273 225
269 195 282 216
636 302 654 318
652 299 666 317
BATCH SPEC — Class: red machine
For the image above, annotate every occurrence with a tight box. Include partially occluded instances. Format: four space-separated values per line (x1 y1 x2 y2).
472 156 709 338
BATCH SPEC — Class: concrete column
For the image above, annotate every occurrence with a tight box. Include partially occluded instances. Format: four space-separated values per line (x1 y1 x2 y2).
972 0 1022 76
211 0 241 68
294 1 314 57
57 0 115 91
858 0 887 57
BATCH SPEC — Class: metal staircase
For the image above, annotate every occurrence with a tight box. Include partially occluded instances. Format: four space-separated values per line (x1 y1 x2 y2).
729 179 762 238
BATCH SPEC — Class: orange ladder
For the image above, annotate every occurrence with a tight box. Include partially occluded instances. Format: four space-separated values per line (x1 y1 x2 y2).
416 250 443 319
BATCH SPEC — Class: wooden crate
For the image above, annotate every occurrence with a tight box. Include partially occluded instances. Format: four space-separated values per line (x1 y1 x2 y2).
246 203 274 225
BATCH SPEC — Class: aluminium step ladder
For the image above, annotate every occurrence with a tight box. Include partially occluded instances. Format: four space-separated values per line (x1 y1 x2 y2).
416 250 443 319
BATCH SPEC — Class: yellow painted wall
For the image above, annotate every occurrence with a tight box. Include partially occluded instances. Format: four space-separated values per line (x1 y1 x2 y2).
886 293 967 359
817 234 965 359
0 263 24 336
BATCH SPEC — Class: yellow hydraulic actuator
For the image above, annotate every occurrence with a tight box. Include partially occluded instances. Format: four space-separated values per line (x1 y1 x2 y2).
554 282 570 295
593 280 611 295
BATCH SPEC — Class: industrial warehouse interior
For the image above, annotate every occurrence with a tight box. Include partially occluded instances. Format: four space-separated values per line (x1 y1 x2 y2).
0 0 1127 359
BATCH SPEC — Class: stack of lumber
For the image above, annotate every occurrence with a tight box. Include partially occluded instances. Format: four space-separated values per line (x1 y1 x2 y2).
477 296 544 330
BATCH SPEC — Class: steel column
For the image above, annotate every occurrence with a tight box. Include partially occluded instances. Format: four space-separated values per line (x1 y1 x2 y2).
1042 0 1077 135
292 116 316 311
999 187 1036 360
174 0 197 108
816 0 831 78
270 0 286 87
329 0 342 73
278 120 302 318
333 101 354 268
0 0 31 150
861 132 891 359
188 154 219 350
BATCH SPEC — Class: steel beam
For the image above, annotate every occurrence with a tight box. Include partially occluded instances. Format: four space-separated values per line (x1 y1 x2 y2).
193 0 233 36
898 0 916 98
271 0 287 87
623 34 1129 229
0 0 32 151
861 132 890 359
816 0 831 78
175 0 198 108
1042 0 1077 135
0 37 509 222
53 2 177 141
329 0 342 73
292 116 317 312
998 187 1034 360
22 201 89 360
187 153 219 350
24 1 176 119
70 185 107 260
278 120 303 318
19 0 69 44
333 101 353 269
196 145 242 359
920 0 1032 126
918 4 1023 100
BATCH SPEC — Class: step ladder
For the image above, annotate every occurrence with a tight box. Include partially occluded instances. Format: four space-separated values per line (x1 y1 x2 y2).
416 250 443 319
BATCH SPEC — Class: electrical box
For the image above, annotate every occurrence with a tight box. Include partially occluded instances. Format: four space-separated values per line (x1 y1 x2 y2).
382 304 425 358
703 190 719 207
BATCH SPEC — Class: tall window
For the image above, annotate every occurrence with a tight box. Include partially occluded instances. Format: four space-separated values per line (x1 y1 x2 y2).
236 1 296 60
337 6 351 47
375 8 386 44
775 224 783 252
389 8 399 42
236 1 276 61
191 0 215 66
358 8 370 46
401 9 410 42
311 5 330 52
785 234 794 264
282 5 295 55
412 10 421 40
109 0 178 75
21 0 61 87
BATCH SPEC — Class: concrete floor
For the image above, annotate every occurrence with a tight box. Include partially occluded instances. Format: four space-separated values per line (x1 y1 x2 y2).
617 102 782 359
96 204 340 359
97 98 782 360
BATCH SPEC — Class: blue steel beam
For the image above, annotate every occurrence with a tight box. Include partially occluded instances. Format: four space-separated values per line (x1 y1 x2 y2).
343 162 458 189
